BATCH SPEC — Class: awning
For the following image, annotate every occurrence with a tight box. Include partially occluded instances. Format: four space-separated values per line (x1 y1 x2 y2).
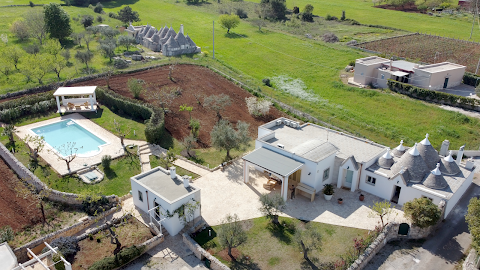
390 71 409 77
54 86 97 96
243 148 303 177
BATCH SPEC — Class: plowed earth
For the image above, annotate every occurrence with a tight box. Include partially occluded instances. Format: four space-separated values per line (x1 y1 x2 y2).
72 65 285 146
0 158 42 231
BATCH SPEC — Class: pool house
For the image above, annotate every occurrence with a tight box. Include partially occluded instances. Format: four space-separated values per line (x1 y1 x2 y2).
54 86 98 113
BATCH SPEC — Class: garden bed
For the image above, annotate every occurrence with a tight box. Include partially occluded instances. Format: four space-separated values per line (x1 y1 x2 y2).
72 217 153 269
71 64 286 147
193 217 368 269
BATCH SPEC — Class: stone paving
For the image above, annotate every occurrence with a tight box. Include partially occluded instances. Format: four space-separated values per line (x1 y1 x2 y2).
174 159 211 177
193 159 407 230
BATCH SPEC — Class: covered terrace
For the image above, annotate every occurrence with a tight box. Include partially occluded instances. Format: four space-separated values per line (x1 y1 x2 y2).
243 147 304 201
54 86 98 113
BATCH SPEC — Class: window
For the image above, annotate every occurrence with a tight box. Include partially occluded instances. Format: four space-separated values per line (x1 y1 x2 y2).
381 74 385 80
138 190 143 202
323 168 330 181
366 176 376 186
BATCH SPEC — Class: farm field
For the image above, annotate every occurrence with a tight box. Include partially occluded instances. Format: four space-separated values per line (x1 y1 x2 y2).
72 65 286 147
357 33 480 73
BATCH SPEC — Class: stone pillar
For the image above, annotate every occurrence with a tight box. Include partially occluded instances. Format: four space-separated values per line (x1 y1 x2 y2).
439 140 450 156
89 95 94 111
456 145 465 165
55 96 61 113
283 176 289 201
243 161 249 183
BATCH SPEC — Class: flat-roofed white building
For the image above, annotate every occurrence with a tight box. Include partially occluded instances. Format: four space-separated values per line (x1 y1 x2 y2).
353 56 466 90
244 117 475 218
130 166 201 236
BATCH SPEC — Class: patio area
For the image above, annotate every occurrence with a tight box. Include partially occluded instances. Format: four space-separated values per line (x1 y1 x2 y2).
16 113 126 176
193 159 407 230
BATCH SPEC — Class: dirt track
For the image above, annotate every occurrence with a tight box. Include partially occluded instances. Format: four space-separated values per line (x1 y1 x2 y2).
73 65 285 146
0 158 42 231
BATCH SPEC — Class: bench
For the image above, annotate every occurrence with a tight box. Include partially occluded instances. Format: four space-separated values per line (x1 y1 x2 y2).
295 183 316 202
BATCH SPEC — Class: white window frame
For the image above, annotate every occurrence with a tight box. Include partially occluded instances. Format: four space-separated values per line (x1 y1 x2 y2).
366 175 376 186
323 168 330 181
138 190 143 202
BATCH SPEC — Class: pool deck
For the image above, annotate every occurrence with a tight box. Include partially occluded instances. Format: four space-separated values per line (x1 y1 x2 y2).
16 113 125 176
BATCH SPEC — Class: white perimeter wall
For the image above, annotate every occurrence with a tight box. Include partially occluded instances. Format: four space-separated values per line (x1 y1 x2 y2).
354 62 383 85
444 172 473 217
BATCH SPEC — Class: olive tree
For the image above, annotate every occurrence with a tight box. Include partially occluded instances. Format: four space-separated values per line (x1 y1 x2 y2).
75 50 93 72
258 193 285 225
23 134 45 169
403 197 441 228
217 214 247 260
210 119 250 160
295 223 322 267
204 94 232 121
118 35 136 51
368 201 397 228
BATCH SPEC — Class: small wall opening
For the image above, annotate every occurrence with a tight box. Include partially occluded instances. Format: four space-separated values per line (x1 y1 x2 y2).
398 223 410 236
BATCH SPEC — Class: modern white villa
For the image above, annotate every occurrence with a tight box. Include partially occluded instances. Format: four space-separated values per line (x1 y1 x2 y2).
130 166 201 236
352 56 466 90
243 117 475 217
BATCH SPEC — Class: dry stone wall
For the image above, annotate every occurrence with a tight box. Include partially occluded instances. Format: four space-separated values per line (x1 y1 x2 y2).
183 233 230 270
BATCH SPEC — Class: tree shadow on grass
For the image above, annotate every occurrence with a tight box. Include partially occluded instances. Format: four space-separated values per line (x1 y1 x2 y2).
300 256 337 270
104 168 117 179
224 33 249 39
230 256 261 270
266 222 293 245
79 108 104 120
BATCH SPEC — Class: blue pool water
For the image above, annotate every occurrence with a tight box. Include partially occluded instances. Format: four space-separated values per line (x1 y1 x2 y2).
31 120 106 157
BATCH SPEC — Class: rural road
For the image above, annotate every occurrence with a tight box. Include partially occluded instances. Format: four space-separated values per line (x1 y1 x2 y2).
366 176 479 270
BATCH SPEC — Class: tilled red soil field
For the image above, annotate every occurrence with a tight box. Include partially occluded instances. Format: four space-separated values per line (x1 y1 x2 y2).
0 158 42 231
73 65 285 146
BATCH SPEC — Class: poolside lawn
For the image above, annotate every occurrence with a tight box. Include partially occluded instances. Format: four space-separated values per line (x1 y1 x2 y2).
0 129 140 196
194 216 367 269
149 155 200 179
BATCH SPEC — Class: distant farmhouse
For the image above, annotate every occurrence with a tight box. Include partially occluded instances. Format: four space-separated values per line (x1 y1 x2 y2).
126 23 201 57
243 118 475 218
353 56 466 90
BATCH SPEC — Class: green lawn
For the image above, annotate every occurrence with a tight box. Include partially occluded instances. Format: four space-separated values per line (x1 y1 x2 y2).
194 216 367 269
149 155 200 179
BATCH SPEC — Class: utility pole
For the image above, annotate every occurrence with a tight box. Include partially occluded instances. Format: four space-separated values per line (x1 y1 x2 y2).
213 21 215 59
471 0 478 39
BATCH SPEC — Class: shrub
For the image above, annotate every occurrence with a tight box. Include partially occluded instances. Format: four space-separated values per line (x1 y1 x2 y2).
145 109 165 145
43 236 79 257
322 32 339 43
245 96 272 116
93 2 103 13
301 12 313 22
10 20 29 41
96 88 152 121
81 15 94 29
0 226 14 243
325 14 337 21
236 8 248 19
463 72 480 87
341 10 346 21
262 78 271 86
403 197 441 228
128 78 144 99
293 6 300 14
0 93 56 123
114 58 129 69
101 155 112 169
89 245 145 270
303 4 314 13
29 1 35 7
52 253 65 270
108 12 117 19
97 15 103 23
82 195 111 216
271 75 319 102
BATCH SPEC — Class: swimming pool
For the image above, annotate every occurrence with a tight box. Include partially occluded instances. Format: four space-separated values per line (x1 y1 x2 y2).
31 120 107 157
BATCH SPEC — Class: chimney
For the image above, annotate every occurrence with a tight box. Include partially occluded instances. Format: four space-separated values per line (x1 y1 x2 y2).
389 58 393 71
169 167 176 179
466 158 475 170
439 140 450 156
183 175 190 188
456 145 465 165
180 24 184 35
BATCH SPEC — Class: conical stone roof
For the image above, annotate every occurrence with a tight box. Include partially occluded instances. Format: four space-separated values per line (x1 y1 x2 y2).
392 140 406 157
159 25 168 38
378 148 394 169
165 36 179 49
423 163 449 190
391 143 430 183
175 32 187 46
417 133 440 170
186 34 196 47
440 150 461 175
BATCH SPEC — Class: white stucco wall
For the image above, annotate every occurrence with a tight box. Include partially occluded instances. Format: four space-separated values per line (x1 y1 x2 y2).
313 154 337 192
354 62 381 86
411 64 466 90
376 69 391 89
444 173 473 217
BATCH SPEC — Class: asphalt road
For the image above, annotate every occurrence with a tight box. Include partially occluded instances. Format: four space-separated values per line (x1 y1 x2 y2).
366 176 480 270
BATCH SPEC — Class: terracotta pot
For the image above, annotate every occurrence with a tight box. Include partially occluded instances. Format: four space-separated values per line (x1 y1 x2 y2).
338 198 343 204
359 194 365 201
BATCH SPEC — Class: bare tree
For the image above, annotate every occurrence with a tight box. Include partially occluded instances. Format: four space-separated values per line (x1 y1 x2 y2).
102 66 115 89
24 134 45 169
168 62 177 81
114 119 130 146
204 94 232 121
368 201 397 228
24 9 47 45
252 19 267 32
147 86 176 115
83 32 94 51
53 142 82 171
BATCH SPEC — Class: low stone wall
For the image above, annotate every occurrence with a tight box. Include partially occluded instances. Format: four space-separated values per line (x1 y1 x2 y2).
463 249 479 270
183 233 230 270
13 206 120 263
0 142 118 205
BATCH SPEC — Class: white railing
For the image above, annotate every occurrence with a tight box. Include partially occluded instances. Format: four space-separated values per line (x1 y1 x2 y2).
148 205 165 235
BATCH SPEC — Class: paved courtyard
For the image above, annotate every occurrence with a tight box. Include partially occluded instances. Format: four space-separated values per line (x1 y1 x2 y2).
193 159 407 230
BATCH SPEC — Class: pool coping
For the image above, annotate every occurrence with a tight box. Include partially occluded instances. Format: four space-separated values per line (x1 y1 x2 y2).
29 118 111 159
16 113 126 176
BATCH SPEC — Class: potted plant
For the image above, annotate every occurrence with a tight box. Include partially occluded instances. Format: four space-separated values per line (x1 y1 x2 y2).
359 194 365 201
323 184 334 201
338 198 343 204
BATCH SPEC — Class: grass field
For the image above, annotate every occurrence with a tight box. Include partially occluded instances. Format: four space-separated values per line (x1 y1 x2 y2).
194 216 367 269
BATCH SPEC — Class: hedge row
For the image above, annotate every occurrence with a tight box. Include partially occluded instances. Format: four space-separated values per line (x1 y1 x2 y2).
463 72 480 87
95 88 165 145
0 99 56 123
0 92 54 111
387 79 480 110
88 245 145 270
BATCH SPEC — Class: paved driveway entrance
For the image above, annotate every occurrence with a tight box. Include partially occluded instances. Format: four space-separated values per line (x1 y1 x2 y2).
194 160 406 230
